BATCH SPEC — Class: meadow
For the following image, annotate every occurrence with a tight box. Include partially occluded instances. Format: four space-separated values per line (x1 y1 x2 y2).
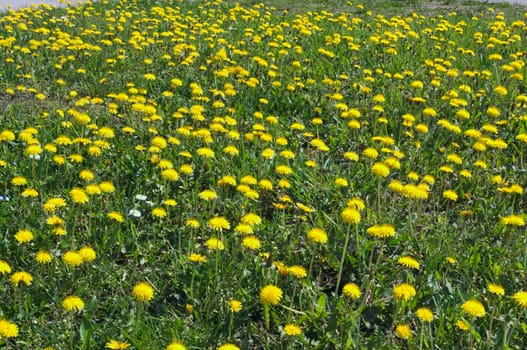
0 0 526 348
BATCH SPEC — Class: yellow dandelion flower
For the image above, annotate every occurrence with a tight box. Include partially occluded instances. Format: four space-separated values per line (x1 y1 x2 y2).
105 339 131 349
346 197 365 211
0 319 19 338
188 253 207 263
275 165 293 176
162 169 180 181
307 228 328 244
367 224 396 238
393 283 416 301
395 324 412 339
10 271 32 286
205 237 225 251
152 207 167 218
371 162 390 177
342 283 361 299
108 212 125 222
62 295 85 312
461 299 485 317
208 217 231 231
416 307 434 322
0 260 11 274
36 250 52 264
199 190 217 201
260 285 283 306
284 324 302 336
288 265 307 279
456 319 470 331
63 251 83 267
487 283 505 296
132 282 154 302
99 182 116 193
79 246 96 263
167 340 186 350
70 188 89 204
513 291 527 308
230 300 243 313
21 188 39 197
217 344 239 350
443 190 458 201
241 236 261 250
397 256 420 270
341 207 361 224
79 169 95 181
500 214 525 226
15 229 34 243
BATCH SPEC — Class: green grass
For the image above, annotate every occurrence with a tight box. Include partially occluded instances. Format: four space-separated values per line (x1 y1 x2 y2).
0 0 526 349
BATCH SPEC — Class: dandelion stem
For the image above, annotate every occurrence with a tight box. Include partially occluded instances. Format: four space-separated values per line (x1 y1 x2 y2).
335 224 352 296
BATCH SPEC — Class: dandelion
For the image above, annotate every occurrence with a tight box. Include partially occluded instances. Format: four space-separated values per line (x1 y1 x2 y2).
162 169 180 181
288 265 307 278
79 246 96 262
367 224 396 238
393 283 416 301
70 188 89 204
205 237 225 251
132 282 154 302
0 260 11 274
461 299 486 317
99 182 116 193
199 189 218 201
513 291 527 308
284 324 302 336
397 256 420 270
342 283 361 299
307 228 328 243
63 251 83 267
152 207 167 218
21 188 39 197
500 214 525 226
416 307 434 322
230 300 243 313
15 229 34 243
260 285 283 306
443 190 458 201
484 283 504 296
241 236 261 250
167 341 186 350
346 197 365 211
341 207 361 224
371 162 390 177
62 295 85 312
108 212 125 222
0 319 19 338
197 147 215 158
241 213 262 226
395 324 412 339
188 253 207 263
10 271 32 286
456 319 470 331
275 165 293 175
208 217 231 231
105 340 131 349
11 176 28 186
217 344 239 350
36 250 52 264
79 169 95 181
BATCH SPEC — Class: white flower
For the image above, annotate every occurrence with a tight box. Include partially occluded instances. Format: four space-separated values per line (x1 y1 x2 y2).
128 209 142 218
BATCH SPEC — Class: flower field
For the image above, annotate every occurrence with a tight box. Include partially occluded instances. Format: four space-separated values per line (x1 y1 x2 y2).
0 0 526 348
